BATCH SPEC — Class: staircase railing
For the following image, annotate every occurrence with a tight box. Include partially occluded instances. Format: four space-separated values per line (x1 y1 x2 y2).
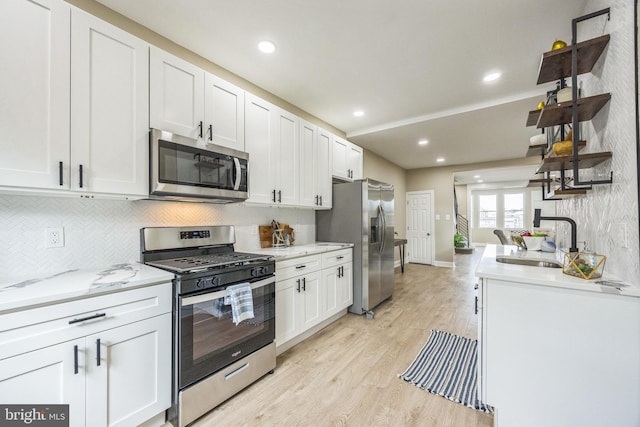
456 214 469 247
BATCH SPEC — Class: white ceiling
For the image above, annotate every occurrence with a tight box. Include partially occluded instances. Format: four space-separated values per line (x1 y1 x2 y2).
97 0 588 180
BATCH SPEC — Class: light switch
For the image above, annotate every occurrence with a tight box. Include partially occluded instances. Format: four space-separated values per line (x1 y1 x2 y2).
445 214 451 220
436 214 441 220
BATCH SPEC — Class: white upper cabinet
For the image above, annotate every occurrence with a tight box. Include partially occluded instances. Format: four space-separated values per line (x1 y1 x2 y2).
245 93 299 206
316 128 333 209
70 9 149 196
0 0 71 190
332 135 363 181
300 121 332 209
299 119 317 207
150 47 245 151
204 73 245 151
150 47 205 140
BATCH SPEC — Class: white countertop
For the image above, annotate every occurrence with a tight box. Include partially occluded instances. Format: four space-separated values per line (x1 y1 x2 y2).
0 263 174 313
251 242 354 260
476 244 640 298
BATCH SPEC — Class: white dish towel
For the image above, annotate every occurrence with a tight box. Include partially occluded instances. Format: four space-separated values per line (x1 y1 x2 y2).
224 283 254 325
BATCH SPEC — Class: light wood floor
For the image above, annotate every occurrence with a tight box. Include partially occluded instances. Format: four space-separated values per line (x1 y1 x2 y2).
194 250 493 427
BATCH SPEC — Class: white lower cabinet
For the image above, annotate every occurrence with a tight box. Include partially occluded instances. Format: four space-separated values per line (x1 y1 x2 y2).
275 248 353 352
275 255 322 346
0 283 172 427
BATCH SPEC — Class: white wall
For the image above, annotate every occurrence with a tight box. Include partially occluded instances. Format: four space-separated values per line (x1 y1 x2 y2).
555 0 639 283
0 195 315 280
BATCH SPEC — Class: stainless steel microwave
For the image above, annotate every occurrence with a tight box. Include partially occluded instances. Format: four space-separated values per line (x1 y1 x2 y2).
149 129 249 203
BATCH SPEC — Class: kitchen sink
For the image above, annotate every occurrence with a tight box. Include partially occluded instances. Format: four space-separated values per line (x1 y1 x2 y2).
495 256 562 268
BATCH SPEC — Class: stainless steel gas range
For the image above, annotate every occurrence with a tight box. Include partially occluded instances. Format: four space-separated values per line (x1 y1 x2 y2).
140 226 276 427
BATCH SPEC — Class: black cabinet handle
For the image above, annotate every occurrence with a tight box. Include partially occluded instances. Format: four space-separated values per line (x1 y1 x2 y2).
277 190 282 203
198 121 203 138
58 161 63 186
96 339 101 366
295 265 306 270
272 189 276 203
319 196 323 206
296 279 300 293
69 312 106 324
337 256 344 260
474 296 478 315
74 345 79 374
79 164 84 188
302 277 306 291
208 124 213 141
315 195 319 206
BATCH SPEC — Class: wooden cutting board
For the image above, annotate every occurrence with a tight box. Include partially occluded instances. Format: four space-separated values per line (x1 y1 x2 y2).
258 224 295 248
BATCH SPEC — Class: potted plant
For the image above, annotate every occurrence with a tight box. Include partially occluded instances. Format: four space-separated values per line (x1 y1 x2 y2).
454 233 466 248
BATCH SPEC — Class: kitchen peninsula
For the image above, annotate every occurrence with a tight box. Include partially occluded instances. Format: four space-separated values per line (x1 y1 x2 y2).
475 245 640 427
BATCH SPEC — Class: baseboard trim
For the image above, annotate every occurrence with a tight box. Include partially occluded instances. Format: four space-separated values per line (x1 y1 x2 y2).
433 260 455 268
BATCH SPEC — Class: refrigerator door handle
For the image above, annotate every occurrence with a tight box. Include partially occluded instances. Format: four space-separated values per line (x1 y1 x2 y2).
378 204 386 255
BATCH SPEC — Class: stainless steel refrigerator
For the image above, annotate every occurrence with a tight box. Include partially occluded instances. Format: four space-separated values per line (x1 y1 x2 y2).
316 179 394 317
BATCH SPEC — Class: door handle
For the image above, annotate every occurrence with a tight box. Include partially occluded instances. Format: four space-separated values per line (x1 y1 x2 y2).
58 161 64 186
296 279 301 293
302 277 306 291
198 121 203 138
272 189 276 203
73 345 79 374
277 190 282 203
208 124 213 141
78 164 84 188
96 338 101 366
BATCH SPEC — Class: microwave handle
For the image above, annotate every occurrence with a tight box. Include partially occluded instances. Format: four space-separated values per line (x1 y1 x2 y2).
233 157 241 190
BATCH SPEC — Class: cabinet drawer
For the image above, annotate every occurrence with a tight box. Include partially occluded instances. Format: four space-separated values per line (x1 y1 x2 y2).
0 282 172 361
276 255 321 281
322 248 353 269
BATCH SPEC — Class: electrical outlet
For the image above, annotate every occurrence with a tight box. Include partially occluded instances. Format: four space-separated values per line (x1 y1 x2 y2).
46 227 64 248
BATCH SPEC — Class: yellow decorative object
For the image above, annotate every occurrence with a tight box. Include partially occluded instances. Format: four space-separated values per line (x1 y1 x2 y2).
552 40 567 50
562 252 606 280
536 101 545 110
565 129 573 141
552 140 573 156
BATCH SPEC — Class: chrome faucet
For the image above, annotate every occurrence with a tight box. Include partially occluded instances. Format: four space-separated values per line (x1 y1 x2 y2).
533 208 578 253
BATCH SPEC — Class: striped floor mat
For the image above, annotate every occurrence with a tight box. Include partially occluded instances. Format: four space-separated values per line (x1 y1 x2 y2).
398 330 493 413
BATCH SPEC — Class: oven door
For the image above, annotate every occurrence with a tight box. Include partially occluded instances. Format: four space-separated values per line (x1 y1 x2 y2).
178 277 275 389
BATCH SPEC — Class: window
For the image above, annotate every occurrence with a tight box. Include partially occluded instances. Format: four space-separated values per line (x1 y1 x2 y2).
504 193 524 228
478 195 496 228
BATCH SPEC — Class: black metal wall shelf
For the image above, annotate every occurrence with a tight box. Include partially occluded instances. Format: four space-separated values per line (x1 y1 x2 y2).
537 34 610 84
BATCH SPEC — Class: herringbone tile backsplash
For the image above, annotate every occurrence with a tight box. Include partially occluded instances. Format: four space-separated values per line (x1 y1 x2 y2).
556 0 639 283
0 196 315 278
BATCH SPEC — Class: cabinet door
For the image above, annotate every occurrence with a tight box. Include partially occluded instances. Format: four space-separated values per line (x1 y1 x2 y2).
338 262 353 309
0 0 70 190
70 9 149 196
204 73 245 151
348 144 363 180
300 271 322 331
275 107 299 206
331 136 349 180
149 47 205 140
245 93 277 204
0 339 86 427
275 277 299 346
316 129 332 209
85 314 171 427
322 267 340 317
299 119 317 207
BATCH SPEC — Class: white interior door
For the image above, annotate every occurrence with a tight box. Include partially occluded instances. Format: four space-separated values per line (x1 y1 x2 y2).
406 191 434 265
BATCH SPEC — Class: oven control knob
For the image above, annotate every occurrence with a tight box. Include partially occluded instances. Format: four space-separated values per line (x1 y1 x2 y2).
251 267 265 277
212 276 219 287
195 279 206 289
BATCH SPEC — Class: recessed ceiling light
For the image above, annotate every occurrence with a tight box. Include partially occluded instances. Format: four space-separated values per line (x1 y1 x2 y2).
473 175 480 179
436 157 445 163
483 71 501 83
258 40 276 53
477 180 484 183
418 139 429 145
353 110 364 117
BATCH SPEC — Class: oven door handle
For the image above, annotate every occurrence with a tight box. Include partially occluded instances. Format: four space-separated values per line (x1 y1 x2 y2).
180 277 274 306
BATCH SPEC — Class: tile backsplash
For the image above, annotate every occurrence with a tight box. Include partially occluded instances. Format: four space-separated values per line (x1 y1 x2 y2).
0 195 315 279
556 0 639 283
